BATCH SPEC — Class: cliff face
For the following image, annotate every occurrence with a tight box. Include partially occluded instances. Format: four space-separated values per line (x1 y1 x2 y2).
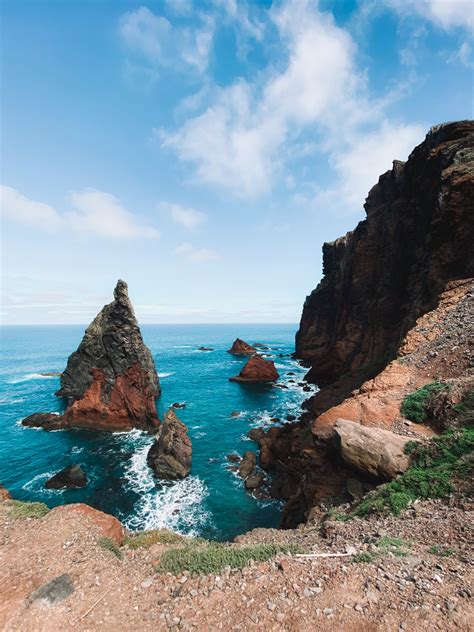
24 280 160 432
295 121 474 388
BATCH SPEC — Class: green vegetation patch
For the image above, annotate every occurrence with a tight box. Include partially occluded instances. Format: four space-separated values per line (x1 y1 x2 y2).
7 500 49 519
97 536 122 559
355 427 474 517
156 542 299 575
429 545 455 557
351 552 376 563
401 382 446 423
377 536 412 557
126 529 187 549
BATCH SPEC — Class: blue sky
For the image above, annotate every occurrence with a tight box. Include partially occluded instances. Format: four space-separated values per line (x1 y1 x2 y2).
1 0 472 324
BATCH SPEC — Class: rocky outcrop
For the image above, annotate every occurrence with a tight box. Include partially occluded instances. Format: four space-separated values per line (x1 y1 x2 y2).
257 122 474 528
22 280 160 432
228 339 257 355
49 503 124 545
229 354 279 383
296 121 474 391
334 419 415 480
44 465 88 489
147 408 192 480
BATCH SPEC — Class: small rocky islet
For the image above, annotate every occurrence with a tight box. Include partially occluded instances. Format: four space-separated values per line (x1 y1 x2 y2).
2 120 473 630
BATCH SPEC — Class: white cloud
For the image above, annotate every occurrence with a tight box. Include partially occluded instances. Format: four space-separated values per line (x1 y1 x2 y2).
315 121 425 211
159 0 423 209
165 202 207 229
1 185 160 240
67 190 160 239
175 242 219 262
119 6 214 74
384 0 474 31
0 185 62 231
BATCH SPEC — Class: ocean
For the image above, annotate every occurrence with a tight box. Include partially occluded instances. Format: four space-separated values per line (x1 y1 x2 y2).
0 324 315 541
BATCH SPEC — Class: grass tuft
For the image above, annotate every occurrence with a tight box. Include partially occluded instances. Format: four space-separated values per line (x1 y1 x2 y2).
125 529 187 549
156 542 299 575
7 500 49 519
97 536 122 559
351 552 376 563
401 382 445 423
429 545 455 557
377 536 412 557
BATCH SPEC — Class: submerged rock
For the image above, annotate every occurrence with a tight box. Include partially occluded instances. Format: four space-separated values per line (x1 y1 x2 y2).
229 354 279 383
44 465 88 489
334 418 416 480
197 346 214 352
23 280 160 433
228 338 256 355
147 408 192 480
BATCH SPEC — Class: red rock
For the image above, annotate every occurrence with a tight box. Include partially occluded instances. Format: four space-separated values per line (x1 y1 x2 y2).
229 354 279 383
22 280 160 433
50 503 124 545
228 338 257 355
0 485 11 501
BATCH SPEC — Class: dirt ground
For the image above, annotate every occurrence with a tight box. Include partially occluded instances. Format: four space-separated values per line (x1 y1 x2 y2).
0 493 472 632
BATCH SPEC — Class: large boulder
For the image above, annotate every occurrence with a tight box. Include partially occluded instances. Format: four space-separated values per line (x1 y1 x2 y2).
229 354 279 383
238 451 257 478
44 465 87 489
334 419 415 480
147 408 192 480
22 280 160 432
228 338 256 355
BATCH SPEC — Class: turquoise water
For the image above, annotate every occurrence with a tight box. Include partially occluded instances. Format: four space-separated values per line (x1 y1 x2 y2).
0 324 315 541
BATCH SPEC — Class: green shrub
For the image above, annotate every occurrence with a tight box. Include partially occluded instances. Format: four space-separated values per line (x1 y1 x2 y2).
351 552 376 563
355 427 474 517
429 545 454 557
126 529 187 549
7 500 49 519
377 536 411 557
97 536 122 559
401 382 446 423
156 542 299 575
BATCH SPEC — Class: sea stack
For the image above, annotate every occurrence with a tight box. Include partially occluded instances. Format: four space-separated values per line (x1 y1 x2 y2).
229 354 279 383
147 408 192 480
228 338 257 355
23 280 160 432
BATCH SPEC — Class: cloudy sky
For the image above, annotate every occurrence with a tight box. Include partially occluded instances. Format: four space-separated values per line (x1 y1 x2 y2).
1 0 472 324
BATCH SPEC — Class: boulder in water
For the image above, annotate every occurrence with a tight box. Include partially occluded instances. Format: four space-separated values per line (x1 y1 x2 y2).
228 338 256 355
44 465 88 489
229 354 279 383
147 408 192 480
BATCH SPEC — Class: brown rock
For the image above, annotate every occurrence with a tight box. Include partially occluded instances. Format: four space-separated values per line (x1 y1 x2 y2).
334 419 416 480
147 408 192 480
238 451 257 478
44 465 87 489
0 485 11 501
228 338 257 355
50 503 124 545
244 474 265 490
229 354 279 383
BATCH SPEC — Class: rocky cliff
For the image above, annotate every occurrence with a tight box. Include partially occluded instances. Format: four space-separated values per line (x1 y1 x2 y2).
296 121 474 394
252 121 474 527
23 280 160 432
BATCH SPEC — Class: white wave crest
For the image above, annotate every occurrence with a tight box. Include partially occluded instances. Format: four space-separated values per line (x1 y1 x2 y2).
7 373 59 384
123 442 210 536
158 372 174 378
